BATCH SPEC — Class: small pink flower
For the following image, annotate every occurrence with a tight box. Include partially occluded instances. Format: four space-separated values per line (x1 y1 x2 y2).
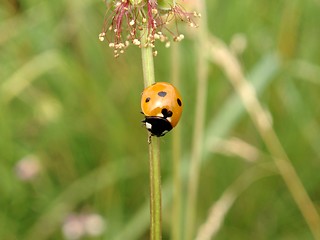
62 213 106 240
99 0 200 57
15 155 41 181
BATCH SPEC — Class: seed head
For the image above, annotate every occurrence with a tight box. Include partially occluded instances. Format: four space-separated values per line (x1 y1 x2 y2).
99 0 200 57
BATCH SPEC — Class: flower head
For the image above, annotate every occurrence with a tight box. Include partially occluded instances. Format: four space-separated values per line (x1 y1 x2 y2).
99 0 200 57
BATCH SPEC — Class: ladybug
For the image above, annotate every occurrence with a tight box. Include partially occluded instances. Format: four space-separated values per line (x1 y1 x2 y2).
141 82 183 137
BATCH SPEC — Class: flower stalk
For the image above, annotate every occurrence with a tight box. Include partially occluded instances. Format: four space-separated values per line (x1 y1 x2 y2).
141 28 162 240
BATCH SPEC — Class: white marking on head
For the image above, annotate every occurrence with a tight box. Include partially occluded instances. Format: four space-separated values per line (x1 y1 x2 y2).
157 113 164 117
146 122 152 130
166 117 172 123
162 130 169 135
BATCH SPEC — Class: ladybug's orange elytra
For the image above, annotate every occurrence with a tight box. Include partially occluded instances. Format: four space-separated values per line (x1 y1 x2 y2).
141 82 183 137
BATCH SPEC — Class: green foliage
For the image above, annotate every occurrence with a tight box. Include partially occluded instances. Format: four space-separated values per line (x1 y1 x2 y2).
1 0 320 239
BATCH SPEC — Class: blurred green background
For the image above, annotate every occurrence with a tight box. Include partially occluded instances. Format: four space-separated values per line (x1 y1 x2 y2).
1 0 320 239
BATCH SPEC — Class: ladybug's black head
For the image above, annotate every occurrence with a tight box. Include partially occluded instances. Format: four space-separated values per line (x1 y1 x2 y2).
142 116 173 137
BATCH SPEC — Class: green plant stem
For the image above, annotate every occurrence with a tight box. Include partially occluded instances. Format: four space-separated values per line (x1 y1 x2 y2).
185 0 208 239
149 136 162 240
141 39 155 87
141 29 162 240
171 43 182 240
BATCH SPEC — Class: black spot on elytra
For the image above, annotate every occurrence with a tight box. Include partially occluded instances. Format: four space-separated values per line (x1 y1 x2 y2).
158 91 167 97
177 98 182 106
162 108 173 118
145 97 151 103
